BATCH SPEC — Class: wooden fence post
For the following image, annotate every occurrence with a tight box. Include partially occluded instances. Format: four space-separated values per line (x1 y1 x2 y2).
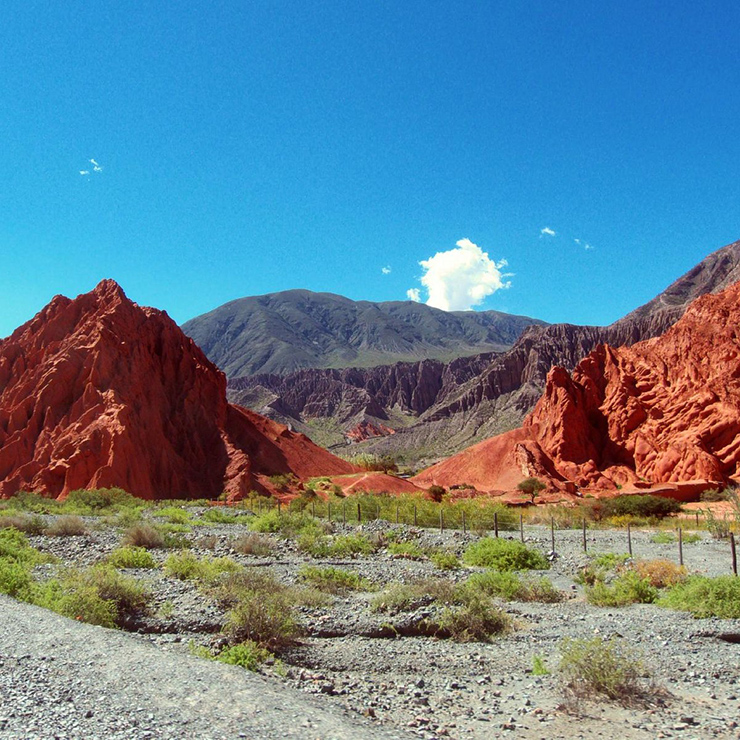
731 533 737 576
627 523 633 557
357 502 361 524
413 504 417 527
582 518 587 552
550 516 555 553
494 512 499 538
519 513 524 543
678 527 684 566
439 509 444 533
462 510 466 534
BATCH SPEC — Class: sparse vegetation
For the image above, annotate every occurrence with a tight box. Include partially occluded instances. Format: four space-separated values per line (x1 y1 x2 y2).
122 524 166 549
587 570 658 607
0 514 45 535
658 575 740 618
106 546 157 569
463 570 563 603
463 537 549 571
439 595 512 642
387 541 425 560
233 532 274 556
44 516 87 537
298 565 373 593
558 637 652 705
163 552 241 585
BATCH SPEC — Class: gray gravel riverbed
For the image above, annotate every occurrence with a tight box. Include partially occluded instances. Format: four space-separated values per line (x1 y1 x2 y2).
2 514 740 739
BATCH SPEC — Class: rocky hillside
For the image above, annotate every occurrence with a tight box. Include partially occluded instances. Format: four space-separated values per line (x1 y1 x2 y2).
182 289 546 377
414 278 740 493
0 280 354 500
229 240 740 463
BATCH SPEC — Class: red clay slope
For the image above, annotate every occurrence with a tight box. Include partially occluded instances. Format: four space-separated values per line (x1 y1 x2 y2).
414 280 740 494
0 280 354 500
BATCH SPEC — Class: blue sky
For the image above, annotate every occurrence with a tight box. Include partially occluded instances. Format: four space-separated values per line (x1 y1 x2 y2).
2 1 739 338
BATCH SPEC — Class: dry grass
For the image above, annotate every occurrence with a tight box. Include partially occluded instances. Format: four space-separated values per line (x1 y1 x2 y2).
44 516 87 537
122 525 166 549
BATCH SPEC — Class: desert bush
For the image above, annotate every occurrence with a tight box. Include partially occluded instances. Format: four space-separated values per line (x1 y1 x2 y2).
532 654 550 676
559 637 651 705
430 551 459 570
587 570 658 607
291 585 333 608
200 507 245 524
438 595 512 642
298 565 372 594
163 552 241 585
0 514 45 535
463 537 549 571
44 516 87 537
594 495 681 521
299 532 375 558
233 533 274 557
33 566 150 628
122 525 166 549
153 506 192 525
658 575 740 618
387 541 425 560
216 640 270 671
634 559 687 588
343 453 398 473
63 488 141 515
700 488 728 502
223 589 298 650
0 559 34 597
650 531 675 544
248 509 318 537
2 491 57 513
0 528 46 565
576 553 630 586
464 571 564 603
106 546 157 569
195 535 218 550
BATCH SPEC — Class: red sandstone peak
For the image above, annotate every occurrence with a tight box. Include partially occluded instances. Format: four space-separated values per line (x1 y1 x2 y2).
0 282 354 499
413 279 740 496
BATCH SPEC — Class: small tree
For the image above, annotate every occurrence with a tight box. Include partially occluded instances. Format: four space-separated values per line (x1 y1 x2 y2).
517 477 545 504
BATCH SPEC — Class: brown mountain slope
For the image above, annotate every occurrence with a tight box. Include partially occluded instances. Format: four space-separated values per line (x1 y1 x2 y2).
0 280 354 500
413 279 740 494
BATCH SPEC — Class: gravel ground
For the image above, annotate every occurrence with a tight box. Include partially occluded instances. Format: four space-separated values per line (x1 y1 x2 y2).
3 513 740 740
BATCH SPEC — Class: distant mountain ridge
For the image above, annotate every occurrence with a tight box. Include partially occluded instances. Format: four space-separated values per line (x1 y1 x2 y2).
182 289 547 377
228 239 740 464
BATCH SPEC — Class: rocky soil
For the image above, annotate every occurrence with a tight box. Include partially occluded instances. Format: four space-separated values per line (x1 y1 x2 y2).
4 511 740 740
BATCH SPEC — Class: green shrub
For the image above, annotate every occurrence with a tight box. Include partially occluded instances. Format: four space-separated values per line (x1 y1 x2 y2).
700 488 728 502
649 531 675 544
63 488 140 515
370 579 455 613
658 576 740 618
298 565 372 594
216 640 270 671
201 507 244 524
0 528 46 565
44 516 87 537
596 495 682 521
532 654 550 676
517 477 545 502
587 570 658 607
223 589 298 650
33 566 150 628
298 532 375 558
248 509 318 537
430 551 459 570
463 537 549 571
153 506 192 525
106 546 157 569
439 595 512 642
163 552 241 585
559 637 649 705
387 541 425 560
463 571 563 603
0 559 33 597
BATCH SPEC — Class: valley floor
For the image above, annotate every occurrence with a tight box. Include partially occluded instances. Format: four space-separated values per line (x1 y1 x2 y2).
3 513 740 740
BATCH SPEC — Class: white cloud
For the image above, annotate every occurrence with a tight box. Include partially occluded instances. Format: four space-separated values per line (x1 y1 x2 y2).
79 170 90 176
584 243 594 250
381 266 391 275
540 227 556 237
406 288 421 302
407 238 511 312
81 158 103 175
574 238 580 245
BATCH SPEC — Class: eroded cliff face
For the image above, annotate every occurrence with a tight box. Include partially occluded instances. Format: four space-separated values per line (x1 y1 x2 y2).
0 280 354 500
414 280 740 493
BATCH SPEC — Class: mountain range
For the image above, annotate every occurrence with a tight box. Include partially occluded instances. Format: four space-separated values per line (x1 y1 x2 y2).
181 289 547 377
223 239 740 465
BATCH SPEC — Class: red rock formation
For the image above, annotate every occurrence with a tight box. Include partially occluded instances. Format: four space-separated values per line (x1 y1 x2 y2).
0 281 355 500
414 280 740 495
345 420 396 443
